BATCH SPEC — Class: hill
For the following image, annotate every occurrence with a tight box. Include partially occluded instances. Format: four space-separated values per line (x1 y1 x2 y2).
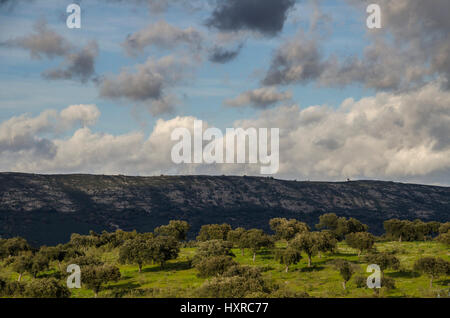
0 173 449 245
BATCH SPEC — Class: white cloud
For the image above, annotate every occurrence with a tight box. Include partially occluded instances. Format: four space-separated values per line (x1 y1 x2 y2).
1 82 450 185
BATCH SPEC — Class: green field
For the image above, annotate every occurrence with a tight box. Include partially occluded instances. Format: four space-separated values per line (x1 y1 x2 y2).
2 240 448 298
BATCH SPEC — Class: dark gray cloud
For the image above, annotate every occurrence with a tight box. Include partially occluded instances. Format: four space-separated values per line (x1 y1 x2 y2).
43 41 99 83
99 55 190 114
122 20 203 56
208 44 242 64
262 35 324 86
263 0 450 91
3 20 98 83
225 87 292 109
206 0 296 37
3 20 72 59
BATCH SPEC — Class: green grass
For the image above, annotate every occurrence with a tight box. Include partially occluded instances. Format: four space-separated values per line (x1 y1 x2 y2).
1 241 449 298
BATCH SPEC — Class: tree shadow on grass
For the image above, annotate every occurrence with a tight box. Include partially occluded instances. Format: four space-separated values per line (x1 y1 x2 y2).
331 252 358 258
437 278 450 285
300 265 325 272
106 281 141 291
142 260 192 273
386 270 420 279
37 272 62 279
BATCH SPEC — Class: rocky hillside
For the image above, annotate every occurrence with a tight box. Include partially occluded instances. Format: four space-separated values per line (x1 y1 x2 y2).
0 173 449 246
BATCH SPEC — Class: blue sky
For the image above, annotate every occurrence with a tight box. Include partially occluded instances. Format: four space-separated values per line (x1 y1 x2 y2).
0 0 373 133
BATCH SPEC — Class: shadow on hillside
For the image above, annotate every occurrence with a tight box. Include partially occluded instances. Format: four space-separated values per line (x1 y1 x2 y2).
142 260 192 273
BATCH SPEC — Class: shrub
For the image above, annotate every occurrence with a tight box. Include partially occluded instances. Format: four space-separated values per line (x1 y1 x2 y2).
345 232 375 256
364 252 400 271
24 278 71 298
193 239 234 264
195 256 237 278
354 275 366 288
414 257 450 288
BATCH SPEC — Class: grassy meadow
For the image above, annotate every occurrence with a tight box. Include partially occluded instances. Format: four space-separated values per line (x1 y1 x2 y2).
2 240 447 298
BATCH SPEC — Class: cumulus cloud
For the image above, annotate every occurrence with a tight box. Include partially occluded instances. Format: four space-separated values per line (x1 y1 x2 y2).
206 0 296 37
225 87 292 109
237 80 450 180
3 20 98 83
208 44 243 64
0 104 99 161
122 20 203 56
2 81 450 184
99 55 191 114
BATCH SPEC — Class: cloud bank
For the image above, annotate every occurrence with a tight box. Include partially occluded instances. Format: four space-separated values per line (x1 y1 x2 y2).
2 82 450 184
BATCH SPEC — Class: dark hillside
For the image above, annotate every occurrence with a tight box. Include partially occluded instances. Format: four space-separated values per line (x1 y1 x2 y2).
0 173 449 245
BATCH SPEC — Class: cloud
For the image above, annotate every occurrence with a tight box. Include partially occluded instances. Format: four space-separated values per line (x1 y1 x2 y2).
122 20 203 56
42 41 99 83
208 44 242 64
99 55 191 114
3 20 72 59
262 33 324 86
2 81 450 185
263 0 450 91
3 20 98 83
206 0 296 37
225 87 292 109
237 80 450 181
102 0 203 14
0 104 99 160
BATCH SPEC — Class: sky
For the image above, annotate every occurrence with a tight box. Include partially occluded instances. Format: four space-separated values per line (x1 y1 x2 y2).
0 0 449 185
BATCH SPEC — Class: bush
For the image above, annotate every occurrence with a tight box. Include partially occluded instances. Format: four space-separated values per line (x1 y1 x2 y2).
0 280 26 297
24 278 71 298
193 240 234 264
381 276 396 290
436 232 450 245
195 256 237 278
364 252 400 271
196 275 270 298
354 275 367 288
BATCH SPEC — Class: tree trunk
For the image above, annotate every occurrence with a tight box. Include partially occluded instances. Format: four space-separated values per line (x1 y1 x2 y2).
17 273 22 282
308 255 311 267
285 265 289 273
253 253 256 263
399 236 402 242
94 291 98 298
342 281 346 290
319 252 322 259
430 277 433 289
241 249 245 256
358 250 361 257
138 264 142 273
